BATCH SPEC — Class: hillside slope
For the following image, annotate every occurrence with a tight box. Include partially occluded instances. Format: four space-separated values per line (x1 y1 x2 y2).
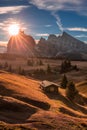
0 71 87 129
76 81 87 95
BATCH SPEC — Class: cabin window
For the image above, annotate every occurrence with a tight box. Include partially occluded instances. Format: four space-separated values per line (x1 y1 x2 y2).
50 87 54 92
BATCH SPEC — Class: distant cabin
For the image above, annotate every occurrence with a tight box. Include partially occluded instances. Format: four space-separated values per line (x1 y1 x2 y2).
40 80 59 93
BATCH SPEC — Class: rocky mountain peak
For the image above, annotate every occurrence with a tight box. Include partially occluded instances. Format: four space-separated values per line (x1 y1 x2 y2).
39 37 46 43
37 32 87 59
62 31 69 36
7 31 87 60
48 34 57 40
7 31 36 57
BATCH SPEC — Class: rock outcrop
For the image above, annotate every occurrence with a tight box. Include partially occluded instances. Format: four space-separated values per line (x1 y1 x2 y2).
7 31 36 57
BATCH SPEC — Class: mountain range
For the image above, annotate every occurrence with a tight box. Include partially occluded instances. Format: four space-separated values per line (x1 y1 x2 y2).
7 31 87 60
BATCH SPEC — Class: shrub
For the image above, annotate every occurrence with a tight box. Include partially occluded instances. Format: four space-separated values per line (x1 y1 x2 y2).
39 59 43 66
21 69 25 75
8 64 12 72
4 62 8 68
60 59 72 73
18 66 22 74
34 68 45 75
27 59 33 66
0 63 3 69
60 59 78 73
47 64 51 73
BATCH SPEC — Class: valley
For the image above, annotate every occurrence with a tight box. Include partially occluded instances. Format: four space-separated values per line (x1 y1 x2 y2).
0 56 87 129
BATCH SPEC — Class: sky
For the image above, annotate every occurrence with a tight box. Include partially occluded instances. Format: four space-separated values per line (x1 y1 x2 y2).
0 0 87 46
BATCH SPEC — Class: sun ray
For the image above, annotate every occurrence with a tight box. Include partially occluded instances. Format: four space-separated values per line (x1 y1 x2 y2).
19 34 36 57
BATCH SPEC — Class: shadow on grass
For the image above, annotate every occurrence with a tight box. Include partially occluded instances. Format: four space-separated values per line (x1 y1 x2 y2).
59 107 80 117
0 81 15 96
0 82 38 124
59 107 87 118
0 81 50 110
0 96 37 124
46 92 87 115
15 95 50 110
74 93 87 105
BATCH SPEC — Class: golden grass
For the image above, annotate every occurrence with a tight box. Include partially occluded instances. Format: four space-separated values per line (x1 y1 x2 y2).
0 72 49 102
0 71 87 115
76 81 87 95
0 71 87 129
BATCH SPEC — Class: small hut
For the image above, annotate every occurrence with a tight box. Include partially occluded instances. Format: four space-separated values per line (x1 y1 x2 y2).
40 80 59 93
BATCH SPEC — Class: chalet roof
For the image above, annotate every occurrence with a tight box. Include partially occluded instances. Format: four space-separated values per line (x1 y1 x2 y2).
41 80 60 88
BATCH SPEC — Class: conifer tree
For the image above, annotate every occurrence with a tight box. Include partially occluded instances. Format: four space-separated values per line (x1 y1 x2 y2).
61 74 68 89
47 64 51 73
39 59 43 66
66 81 78 100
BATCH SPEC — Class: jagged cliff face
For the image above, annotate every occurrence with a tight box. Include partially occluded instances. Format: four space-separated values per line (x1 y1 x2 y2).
7 31 36 57
7 31 87 60
37 32 87 59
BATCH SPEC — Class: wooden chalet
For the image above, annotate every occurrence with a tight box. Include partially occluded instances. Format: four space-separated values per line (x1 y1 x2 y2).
40 80 59 93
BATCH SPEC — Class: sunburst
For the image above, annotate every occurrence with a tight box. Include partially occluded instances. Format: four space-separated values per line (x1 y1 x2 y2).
8 24 20 36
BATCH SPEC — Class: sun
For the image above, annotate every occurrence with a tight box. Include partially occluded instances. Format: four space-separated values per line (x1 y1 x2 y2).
8 24 20 36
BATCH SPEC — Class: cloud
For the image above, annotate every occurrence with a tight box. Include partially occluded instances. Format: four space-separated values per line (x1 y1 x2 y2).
0 5 29 14
29 0 86 13
29 0 66 32
29 0 87 32
84 41 87 43
66 27 87 32
0 18 27 40
45 24 52 27
0 41 7 46
52 12 63 32
75 34 87 38
0 18 27 36
36 33 49 37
